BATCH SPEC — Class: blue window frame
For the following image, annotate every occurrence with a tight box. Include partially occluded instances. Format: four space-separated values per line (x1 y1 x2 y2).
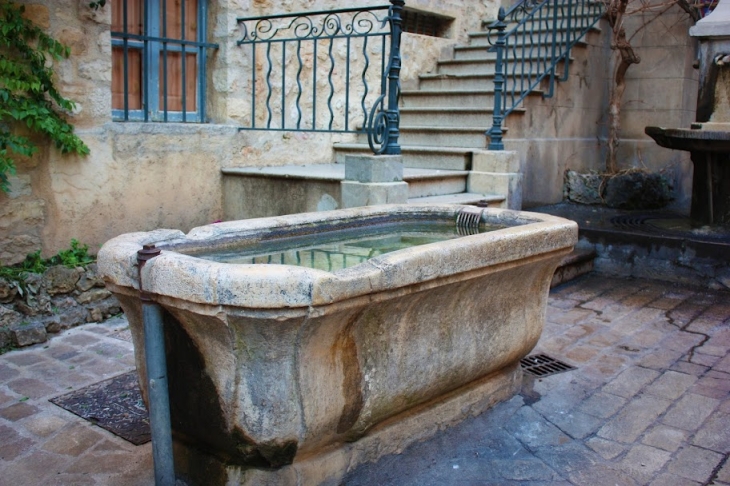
111 0 217 122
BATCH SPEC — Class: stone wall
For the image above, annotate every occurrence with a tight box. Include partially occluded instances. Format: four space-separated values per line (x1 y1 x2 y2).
2 0 497 265
511 6 698 208
0 264 121 349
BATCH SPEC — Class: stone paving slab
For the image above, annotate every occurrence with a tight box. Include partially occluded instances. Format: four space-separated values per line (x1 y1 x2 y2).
0 275 728 485
0 316 152 485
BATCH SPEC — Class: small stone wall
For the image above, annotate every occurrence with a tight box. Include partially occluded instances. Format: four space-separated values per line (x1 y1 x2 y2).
0 264 120 349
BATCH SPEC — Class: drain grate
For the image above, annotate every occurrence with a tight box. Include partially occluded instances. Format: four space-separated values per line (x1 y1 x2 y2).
520 354 575 378
51 371 150 445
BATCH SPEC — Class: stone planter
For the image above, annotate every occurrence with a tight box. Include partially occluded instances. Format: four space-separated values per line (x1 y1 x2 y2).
98 205 577 485
564 169 674 209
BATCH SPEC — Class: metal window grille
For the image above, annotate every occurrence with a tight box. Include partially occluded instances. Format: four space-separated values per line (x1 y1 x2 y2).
111 0 218 122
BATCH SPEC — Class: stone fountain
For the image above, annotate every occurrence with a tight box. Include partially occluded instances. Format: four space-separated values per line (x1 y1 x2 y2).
646 0 730 225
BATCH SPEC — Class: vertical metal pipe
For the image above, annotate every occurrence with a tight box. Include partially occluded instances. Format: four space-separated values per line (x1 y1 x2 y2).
137 245 175 486
282 41 287 129
487 8 506 151
251 43 256 128
123 0 129 120
199 0 207 122
181 0 187 121
162 0 168 121
344 37 350 131
312 40 317 129
384 0 404 155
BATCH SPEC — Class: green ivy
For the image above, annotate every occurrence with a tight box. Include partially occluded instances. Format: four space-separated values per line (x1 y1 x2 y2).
48 238 94 268
0 239 95 296
0 1 89 193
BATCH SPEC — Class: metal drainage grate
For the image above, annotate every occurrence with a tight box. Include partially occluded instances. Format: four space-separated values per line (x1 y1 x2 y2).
520 354 575 378
51 371 150 445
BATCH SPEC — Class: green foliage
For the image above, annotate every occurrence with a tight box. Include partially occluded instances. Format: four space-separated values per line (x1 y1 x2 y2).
48 238 94 268
0 1 89 193
0 239 95 292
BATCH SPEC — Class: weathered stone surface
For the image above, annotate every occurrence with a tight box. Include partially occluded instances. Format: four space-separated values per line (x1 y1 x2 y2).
10 322 47 347
99 205 578 484
0 327 10 349
62 307 90 329
86 297 121 323
0 279 18 304
603 171 674 209
75 263 104 291
42 266 81 295
20 4 50 29
42 315 62 334
564 171 604 205
0 306 22 328
75 288 111 305
344 155 403 183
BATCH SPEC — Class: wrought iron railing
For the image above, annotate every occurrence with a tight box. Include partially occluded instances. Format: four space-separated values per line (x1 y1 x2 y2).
236 2 404 155
486 0 604 150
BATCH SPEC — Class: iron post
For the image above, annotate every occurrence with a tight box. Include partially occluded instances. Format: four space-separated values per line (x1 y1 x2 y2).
137 244 175 486
384 0 404 155
487 8 507 151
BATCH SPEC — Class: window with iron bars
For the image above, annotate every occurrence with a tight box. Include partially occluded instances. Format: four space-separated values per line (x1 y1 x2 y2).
111 0 216 122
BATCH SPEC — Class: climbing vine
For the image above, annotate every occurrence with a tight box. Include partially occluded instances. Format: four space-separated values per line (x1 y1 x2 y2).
0 0 89 193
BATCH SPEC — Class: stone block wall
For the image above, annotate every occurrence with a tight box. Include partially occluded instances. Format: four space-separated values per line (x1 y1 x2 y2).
1 0 498 265
510 5 698 208
0 264 121 350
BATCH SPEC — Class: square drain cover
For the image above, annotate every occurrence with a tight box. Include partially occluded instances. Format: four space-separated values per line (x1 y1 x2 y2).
50 371 150 445
521 354 575 378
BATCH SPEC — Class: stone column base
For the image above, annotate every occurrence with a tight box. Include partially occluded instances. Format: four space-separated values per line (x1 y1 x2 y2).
340 180 409 208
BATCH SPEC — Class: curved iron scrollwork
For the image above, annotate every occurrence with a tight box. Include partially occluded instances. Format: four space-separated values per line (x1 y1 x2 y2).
367 94 388 154
238 7 390 45
236 3 402 156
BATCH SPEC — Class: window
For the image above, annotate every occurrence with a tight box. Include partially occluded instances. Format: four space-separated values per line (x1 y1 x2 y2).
111 0 216 122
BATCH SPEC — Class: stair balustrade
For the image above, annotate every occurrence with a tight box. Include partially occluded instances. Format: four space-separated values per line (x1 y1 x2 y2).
237 2 404 155
486 0 604 150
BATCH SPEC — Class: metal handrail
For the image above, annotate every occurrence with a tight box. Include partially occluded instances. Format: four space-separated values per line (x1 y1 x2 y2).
486 0 604 150
236 2 404 155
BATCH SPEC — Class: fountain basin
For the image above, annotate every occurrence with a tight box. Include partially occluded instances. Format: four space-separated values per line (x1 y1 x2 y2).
98 205 577 485
646 126 730 224
645 126 730 153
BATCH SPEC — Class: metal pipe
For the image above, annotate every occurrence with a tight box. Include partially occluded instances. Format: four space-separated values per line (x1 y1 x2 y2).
384 0 404 155
487 8 507 151
137 245 175 486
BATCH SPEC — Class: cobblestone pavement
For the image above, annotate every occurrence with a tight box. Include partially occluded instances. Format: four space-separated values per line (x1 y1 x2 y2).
0 275 728 485
0 316 153 485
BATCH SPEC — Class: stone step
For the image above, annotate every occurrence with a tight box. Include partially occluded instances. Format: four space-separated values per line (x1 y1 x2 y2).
407 192 505 206
399 107 523 128
452 39 588 60
395 126 490 148
403 168 469 198
400 88 542 109
334 143 475 171
352 126 490 149
437 58 499 76
400 89 496 108
468 26 601 48
436 52 573 75
418 73 496 91
550 247 597 287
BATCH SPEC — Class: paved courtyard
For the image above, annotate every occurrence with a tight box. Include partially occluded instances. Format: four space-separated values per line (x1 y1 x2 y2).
0 274 728 485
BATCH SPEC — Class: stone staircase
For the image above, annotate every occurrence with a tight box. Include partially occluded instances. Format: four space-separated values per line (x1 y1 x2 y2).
333 15 600 208
223 9 602 220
